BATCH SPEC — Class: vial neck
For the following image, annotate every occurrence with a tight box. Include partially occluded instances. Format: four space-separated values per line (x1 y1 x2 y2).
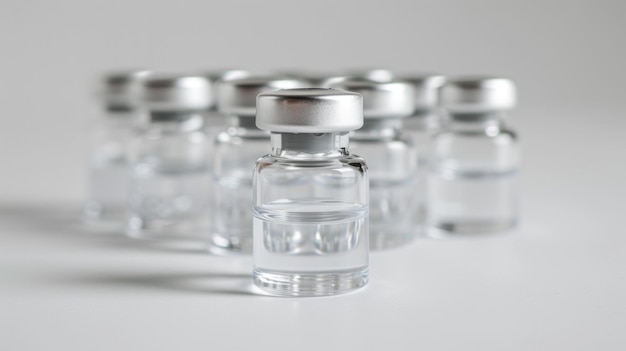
445 112 506 133
140 111 205 133
270 132 349 158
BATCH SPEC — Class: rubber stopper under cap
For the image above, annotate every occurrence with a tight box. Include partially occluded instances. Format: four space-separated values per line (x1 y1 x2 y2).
256 88 363 133
440 76 517 113
216 74 311 116
324 77 416 118
138 73 213 112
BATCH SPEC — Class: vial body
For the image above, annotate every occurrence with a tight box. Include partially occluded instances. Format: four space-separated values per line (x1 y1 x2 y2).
350 121 420 249
210 119 268 253
126 116 211 240
253 133 369 296
83 111 133 229
428 118 519 234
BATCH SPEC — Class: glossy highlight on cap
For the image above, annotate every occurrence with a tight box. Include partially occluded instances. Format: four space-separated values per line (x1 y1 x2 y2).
216 74 311 116
324 77 416 118
256 88 363 133
137 73 213 112
440 76 517 113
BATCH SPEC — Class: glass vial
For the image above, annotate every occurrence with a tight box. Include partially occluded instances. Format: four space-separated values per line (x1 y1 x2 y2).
325 77 420 249
126 74 213 241
202 70 250 132
253 88 369 296
428 77 520 234
210 74 310 254
402 74 447 236
402 74 447 155
84 70 150 230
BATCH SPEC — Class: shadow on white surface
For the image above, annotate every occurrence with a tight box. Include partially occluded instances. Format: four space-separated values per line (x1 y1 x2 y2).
0 202 213 255
0 202 85 235
59 271 262 296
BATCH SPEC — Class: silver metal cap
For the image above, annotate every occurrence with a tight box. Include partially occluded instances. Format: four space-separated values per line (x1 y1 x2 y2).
345 68 395 82
279 70 337 87
203 69 252 83
256 88 363 133
440 77 517 113
216 74 311 116
324 78 415 118
202 70 251 111
101 70 151 110
401 74 447 111
137 73 213 112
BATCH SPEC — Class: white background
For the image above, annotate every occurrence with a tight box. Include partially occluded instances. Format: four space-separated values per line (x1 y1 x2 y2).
1 0 625 350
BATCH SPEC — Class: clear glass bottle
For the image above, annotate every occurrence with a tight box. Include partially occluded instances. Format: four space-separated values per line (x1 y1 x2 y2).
402 74 447 236
402 74 447 157
202 70 250 133
126 74 213 241
428 77 520 234
325 77 420 249
210 74 310 254
253 88 369 296
84 70 150 230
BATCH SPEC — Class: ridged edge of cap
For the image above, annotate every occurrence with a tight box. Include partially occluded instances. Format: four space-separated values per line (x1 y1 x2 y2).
101 70 151 108
256 88 363 133
324 78 416 118
440 76 517 113
216 74 312 116
137 73 213 112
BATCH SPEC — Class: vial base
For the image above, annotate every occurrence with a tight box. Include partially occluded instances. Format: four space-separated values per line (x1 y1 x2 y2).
210 177 254 255
369 229 417 250
427 168 518 236
253 267 368 297
125 215 207 240
368 182 423 250
252 201 369 297
209 234 253 255
429 218 517 236
126 168 210 240
84 164 129 232
83 201 126 233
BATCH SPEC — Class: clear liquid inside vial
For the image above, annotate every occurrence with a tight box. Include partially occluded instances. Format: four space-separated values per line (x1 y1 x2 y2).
84 163 128 228
350 121 421 249
368 178 420 248
84 120 130 230
127 166 211 240
253 200 369 296
210 126 268 254
252 132 369 296
428 168 518 234
427 121 519 235
211 171 254 253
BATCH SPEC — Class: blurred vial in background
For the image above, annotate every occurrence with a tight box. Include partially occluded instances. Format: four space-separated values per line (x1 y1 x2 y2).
325 77 419 249
126 74 213 241
279 70 334 87
254 88 368 296
84 70 150 230
428 77 520 235
210 74 310 254
346 68 395 82
402 74 447 153
202 70 250 132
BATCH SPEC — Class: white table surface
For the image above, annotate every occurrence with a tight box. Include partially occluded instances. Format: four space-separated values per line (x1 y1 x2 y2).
1 105 625 351
2 0 626 349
